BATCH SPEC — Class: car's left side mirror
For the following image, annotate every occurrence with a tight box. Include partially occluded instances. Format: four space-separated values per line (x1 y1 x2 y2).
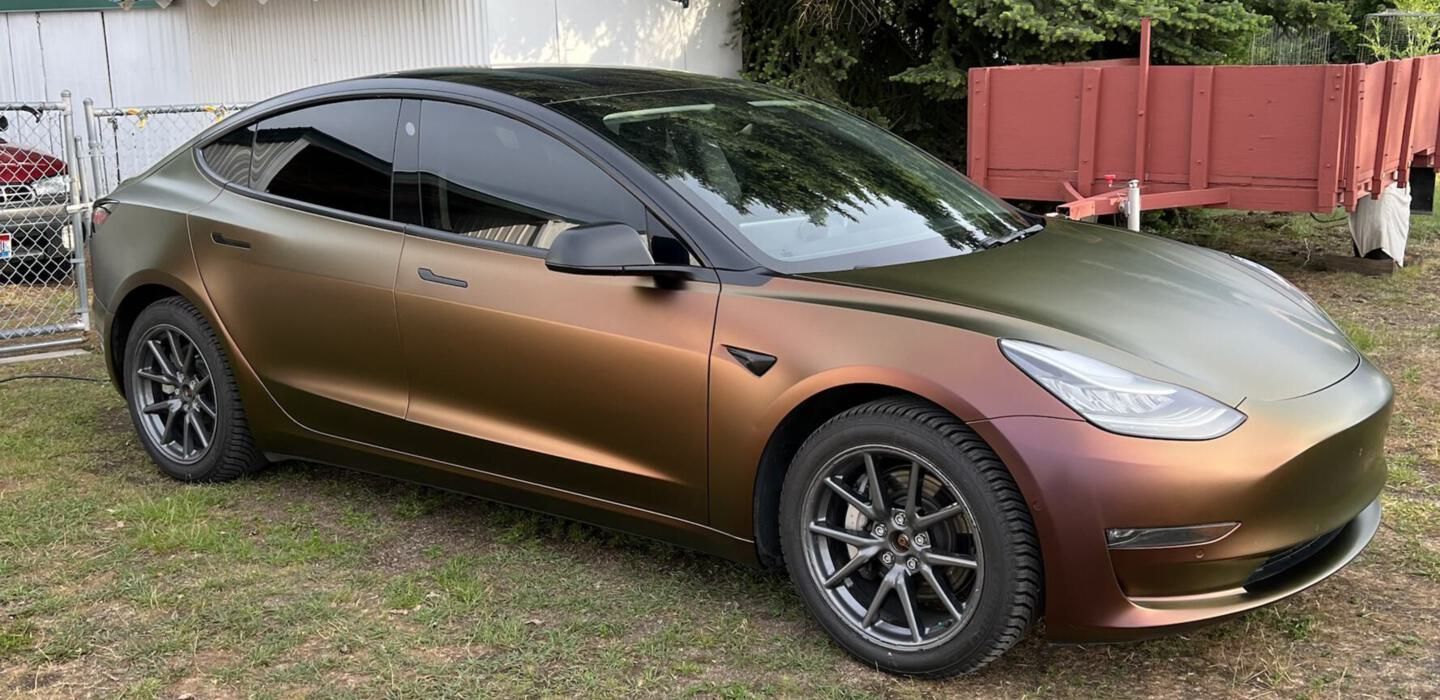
545 223 691 278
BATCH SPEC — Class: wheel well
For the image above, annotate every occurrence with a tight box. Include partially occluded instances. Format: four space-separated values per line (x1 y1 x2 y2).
752 384 935 570
109 284 182 392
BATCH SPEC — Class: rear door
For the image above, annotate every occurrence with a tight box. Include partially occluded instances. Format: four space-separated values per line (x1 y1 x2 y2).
391 99 719 521
188 99 410 442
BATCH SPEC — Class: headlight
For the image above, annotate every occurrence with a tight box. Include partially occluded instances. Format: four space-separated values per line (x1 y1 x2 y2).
30 175 68 197
999 339 1245 440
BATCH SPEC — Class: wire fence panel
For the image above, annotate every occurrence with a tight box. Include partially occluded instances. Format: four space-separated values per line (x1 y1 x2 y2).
0 93 88 354
1362 11 1440 62
86 102 250 198
1249 26 1333 65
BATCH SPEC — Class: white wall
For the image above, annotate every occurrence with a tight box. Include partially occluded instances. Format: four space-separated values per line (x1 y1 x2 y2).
0 8 193 107
1 0 740 108
185 0 740 103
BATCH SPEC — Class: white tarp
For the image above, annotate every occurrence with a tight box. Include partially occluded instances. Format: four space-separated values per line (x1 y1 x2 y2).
1348 184 1411 266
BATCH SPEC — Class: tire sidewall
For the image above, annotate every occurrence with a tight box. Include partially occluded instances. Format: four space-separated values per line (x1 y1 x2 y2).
780 410 1028 675
123 299 238 481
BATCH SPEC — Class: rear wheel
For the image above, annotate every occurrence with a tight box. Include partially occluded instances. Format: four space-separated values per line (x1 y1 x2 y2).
780 398 1041 677
123 297 265 481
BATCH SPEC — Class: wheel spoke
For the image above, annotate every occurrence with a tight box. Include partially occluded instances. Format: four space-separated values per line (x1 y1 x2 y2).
195 397 217 418
187 412 211 449
861 567 901 629
141 398 180 416
145 340 176 379
914 502 965 531
136 369 171 386
919 563 964 623
161 403 182 443
824 476 878 520
808 522 880 548
862 452 888 514
822 545 881 588
905 461 921 520
924 551 978 570
193 373 211 392
894 571 922 643
182 415 193 456
180 339 196 375
165 330 185 372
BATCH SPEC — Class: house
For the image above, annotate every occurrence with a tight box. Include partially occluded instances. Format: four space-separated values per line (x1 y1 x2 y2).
0 0 740 108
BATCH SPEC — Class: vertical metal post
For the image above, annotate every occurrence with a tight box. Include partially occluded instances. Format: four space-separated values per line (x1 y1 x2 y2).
1133 17 1152 185
1126 179 1142 231
83 97 105 203
61 90 91 331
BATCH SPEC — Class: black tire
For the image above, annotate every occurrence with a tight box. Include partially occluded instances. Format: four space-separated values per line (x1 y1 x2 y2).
123 296 266 482
779 397 1042 677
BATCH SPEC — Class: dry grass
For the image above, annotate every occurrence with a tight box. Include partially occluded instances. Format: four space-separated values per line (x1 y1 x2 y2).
0 211 1437 698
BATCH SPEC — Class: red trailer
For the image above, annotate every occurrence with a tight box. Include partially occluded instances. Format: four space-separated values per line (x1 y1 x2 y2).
966 21 1440 219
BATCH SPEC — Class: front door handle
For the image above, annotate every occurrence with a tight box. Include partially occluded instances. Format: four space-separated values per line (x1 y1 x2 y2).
418 267 468 288
211 231 251 250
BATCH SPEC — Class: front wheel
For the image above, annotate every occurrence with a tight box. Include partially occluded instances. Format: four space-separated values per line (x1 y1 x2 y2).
779 398 1042 677
123 296 266 482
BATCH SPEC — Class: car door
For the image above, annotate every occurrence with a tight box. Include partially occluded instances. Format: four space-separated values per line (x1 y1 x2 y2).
392 99 718 522
188 99 411 443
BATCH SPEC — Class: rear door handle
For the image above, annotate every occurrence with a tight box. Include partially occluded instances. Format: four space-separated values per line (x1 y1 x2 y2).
417 267 468 288
211 231 251 250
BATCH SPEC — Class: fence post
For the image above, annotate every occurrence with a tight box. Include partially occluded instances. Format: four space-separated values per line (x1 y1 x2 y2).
83 97 104 204
61 90 91 332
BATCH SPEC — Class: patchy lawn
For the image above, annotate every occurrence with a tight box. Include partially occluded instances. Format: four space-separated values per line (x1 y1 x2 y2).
2 212 1438 699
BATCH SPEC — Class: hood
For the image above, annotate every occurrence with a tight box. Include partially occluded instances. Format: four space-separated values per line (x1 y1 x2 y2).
807 219 1357 404
0 142 66 184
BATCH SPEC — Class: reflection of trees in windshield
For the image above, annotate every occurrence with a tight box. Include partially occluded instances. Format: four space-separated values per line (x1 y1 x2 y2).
553 87 1030 255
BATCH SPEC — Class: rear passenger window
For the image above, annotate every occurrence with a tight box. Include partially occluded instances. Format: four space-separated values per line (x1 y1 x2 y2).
251 100 400 220
200 123 254 187
411 100 643 249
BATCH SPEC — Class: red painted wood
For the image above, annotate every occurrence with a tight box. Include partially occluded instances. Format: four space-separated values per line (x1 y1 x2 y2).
970 52 1440 216
1077 68 1102 196
967 68 991 187
1189 67 1214 190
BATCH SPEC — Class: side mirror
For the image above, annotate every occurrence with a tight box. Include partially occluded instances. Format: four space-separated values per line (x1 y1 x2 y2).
545 223 689 277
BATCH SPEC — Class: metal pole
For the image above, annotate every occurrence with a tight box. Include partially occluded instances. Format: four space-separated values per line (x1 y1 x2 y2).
1134 17 1152 186
1126 179 1142 231
61 91 91 332
83 97 105 202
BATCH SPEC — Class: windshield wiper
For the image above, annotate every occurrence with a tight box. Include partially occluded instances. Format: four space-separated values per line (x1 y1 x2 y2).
981 222 1045 249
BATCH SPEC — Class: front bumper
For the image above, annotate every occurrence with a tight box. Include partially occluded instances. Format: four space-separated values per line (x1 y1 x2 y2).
973 358 1391 641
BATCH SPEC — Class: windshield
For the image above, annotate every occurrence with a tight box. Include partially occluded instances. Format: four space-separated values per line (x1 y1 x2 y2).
550 85 1038 273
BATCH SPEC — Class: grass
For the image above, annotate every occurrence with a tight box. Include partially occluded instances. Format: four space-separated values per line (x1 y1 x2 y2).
1 211 1439 697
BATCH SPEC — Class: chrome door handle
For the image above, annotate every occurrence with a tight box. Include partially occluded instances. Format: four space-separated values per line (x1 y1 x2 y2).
211 231 251 250
417 267 468 288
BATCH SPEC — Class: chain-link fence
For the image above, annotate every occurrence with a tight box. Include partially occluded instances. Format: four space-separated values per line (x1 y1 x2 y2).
85 101 250 198
0 92 88 355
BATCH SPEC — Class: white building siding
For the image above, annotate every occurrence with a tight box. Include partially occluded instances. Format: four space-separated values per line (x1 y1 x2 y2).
184 0 490 103
0 8 193 106
185 0 739 103
1 0 739 108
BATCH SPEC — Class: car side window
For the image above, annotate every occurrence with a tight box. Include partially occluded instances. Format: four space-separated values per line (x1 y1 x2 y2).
199 123 255 187
251 99 401 221
410 100 644 250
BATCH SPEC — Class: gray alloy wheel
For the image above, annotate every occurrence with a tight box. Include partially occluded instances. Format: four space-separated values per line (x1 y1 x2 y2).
123 296 266 482
130 323 218 464
780 397 1041 677
799 444 985 650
